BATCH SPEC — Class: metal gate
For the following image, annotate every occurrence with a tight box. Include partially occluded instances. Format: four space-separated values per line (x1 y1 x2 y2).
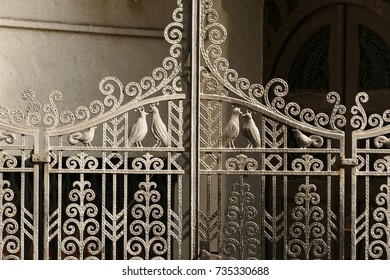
0 0 390 260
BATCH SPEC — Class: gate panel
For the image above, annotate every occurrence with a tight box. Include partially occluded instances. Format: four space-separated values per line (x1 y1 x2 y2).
198 0 346 259
45 99 190 260
42 0 193 259
198 95 346 259
0 123 39 259
351 92 390 259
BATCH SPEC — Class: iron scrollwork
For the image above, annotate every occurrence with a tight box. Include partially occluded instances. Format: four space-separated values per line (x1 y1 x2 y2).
0 152 20 260
288 182 327 259
128 153 167 259
61 153 101 260
221 179 260 260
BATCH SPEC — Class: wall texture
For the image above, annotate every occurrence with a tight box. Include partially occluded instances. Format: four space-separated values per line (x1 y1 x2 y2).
0 0 263 120
0 0 175 114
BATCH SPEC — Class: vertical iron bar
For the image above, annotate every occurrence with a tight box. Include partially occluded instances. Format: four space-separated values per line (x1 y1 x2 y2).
365 139 370 259
339 137 345 260
283 124 288 260
123 168 128 260
20 137 25 260
112 173 117 260
102 151 107 260
41 133 48 260
351 134 357 259
58 139 63 260
272 175 277 258
327 139 332 259
190 0 200 259
167 152 172 260
260 117 266 259
178 175 183 259
124 116 129 260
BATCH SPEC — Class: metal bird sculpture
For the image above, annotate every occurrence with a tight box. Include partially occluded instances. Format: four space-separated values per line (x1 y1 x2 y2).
292 129 323 148
374 135 390 148
68 126 97 147
222 106 242 148
242 110 261 148
150 103 169 147
0 130 15 144
199 249 222 260
128 106 148 147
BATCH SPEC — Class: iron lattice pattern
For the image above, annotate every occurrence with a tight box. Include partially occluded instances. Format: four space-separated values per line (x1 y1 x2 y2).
198 96 344 260
46 100 191 260
0 0 193 260
0 132 36 260
351 92 390 260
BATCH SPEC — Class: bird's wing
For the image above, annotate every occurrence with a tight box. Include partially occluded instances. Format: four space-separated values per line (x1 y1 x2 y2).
128 121 142 146
82 129 96 143
244 122 261 147
154 120 169 146
223 122 238 142
68 132 83 144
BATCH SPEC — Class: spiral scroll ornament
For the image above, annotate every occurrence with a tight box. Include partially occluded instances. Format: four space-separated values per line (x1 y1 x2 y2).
350 92 390 130
221 180 260 260
61 178 102 260
292 155 324 172
225 154 258 171
288 182 327 259
374 156 390 172
127 179 167 260
368 184 390 259
61 152 101 259
0 152 20 259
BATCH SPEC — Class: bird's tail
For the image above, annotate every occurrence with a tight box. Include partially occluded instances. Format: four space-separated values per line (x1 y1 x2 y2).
309 135 324 147
198 249 222 260
68 132 82 145
3 131 16 144
374 135 389 148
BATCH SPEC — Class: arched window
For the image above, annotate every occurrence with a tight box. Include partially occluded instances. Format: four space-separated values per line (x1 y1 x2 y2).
264 2 390 114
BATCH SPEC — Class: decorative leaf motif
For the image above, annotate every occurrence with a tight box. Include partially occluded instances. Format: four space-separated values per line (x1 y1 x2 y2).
168 101 183 147
292 155 324 172
103 114 127 148
132 153 164 171
61 176 102 260
264 118 284 148
200 100 221 147
288 182 327 259
225 154 258 171
127 180 167 260
221 180 260 260
66 153 99 170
